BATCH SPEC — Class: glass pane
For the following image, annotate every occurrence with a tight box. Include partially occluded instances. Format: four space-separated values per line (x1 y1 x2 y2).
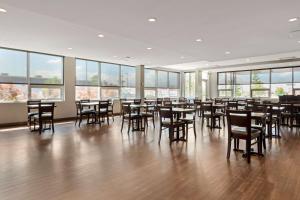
235 71 250 85
75 86 99 100
29 53 63 84
0 84 28 102
294 83 300 89
157 88 169 98
271 68 292 83
226 72 232 85
169 89 179 97
271 84 293 98
218 73 225 85
219 90 231 97
251 69 270 84
0 48 27 83
157 71 168 88
121 66 135 87
169 72 179 89
252 90 269 98
294 67 300 82
121 87 135 98
76 59 99 86
144 89 156 98
144 69 156 87
234 85 250 97
295 89 300 95
101 88 119 99
101 63 120 86
251 84 270 89
31 87 62 100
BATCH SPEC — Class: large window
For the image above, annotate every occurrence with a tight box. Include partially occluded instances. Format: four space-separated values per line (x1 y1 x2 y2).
0 48 64 102
217 66 300 98
144 69 180 98
121 65 136 98
184 72 195 98
75 59 136 100
218 72 233 97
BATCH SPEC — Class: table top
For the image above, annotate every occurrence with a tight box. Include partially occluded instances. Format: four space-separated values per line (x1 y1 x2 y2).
172 108 195 113
130 104 155 108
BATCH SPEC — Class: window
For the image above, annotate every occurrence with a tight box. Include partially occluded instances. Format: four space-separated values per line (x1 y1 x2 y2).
270 68 293 98
121 65 136 98
75 59 100 100
75 86 100 100
0 48 64 102
76 59 99 86
202 80 207 100
218 66 300 98
218 72 233 97
144 69 156 88
144 89 156 98
184 72 195 98
234 71 250 97
101 63 120 86
29 53 63 85
157 71 168 88
101 88 119 99
144 69 180 98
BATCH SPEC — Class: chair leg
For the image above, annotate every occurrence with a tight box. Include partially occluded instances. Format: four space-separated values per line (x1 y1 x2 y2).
223 116 225 127
79 115 82 127
193 122 196 139
246 140 251 163
227 137 231 159
127 119 131 134
121 117 124 132
186 124 189 141
158 126 162 144
52 120 55 133
169 128 174 145
152 117 155 128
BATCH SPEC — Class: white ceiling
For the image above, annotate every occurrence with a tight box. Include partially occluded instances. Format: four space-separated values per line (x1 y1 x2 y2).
0 0 300 70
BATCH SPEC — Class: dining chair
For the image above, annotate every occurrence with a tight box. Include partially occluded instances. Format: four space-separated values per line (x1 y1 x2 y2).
33 102 55 134
180 106 196 140
27 100 41 130
75 101 96 127
226 109 262 163
121 103 140 134
97 100 110 126
158 106 185 144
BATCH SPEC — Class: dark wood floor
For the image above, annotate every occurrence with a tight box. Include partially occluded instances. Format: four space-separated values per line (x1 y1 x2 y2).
0 117 300 200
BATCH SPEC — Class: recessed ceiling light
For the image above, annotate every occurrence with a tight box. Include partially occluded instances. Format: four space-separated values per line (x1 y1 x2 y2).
246 58 250 62
298 41 300 43
148 18 157 22
289 17 298 22
180 56 185 59
147 47 152 50
196 38 202 42
0 8 7 13
225 51 231 55
67 47 72 50
97 34 104 38
113 55 118 58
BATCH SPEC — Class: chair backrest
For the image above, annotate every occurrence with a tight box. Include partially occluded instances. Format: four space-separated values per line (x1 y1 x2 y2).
201 102 213 114
98 100 109 111
194 99 202 105
134 99 141 105
226 109 251 137
227 101 238 110
122 103 132 116
163 97 171 101
27 100 41 112
252 103 267 113
163 100 172 107
179 97 186 102
157 98 163 105
215 98 222 104
38 102 55 118
159 106 173 124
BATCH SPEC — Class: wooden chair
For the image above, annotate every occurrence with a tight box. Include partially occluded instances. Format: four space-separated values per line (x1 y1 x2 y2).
158 106 185 144
163 100 172 107
33 103 55 134
194 99 202 117
108 99 114 122
75 101 96 127
180 106 196 140
96 100 110 126
200 102 221 129
27 100 41 130
133 99 141 105
227 101 238 110
141 104 155 128
121 104 140 134
226 110 262 163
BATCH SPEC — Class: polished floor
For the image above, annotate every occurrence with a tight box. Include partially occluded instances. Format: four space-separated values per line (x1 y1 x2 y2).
0 117 300 200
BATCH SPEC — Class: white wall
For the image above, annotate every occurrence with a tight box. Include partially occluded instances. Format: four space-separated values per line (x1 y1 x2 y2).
209 72 218 98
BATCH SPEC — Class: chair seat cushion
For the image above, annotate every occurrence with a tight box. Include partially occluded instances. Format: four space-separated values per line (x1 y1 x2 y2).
141 112 154 117
161 119 184 127
82 109 95 114
33 113 53 119
231 127 261 139
123 114 140 119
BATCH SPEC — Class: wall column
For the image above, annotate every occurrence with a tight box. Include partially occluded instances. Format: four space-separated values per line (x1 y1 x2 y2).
136 65 144 99
195 69 202 99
